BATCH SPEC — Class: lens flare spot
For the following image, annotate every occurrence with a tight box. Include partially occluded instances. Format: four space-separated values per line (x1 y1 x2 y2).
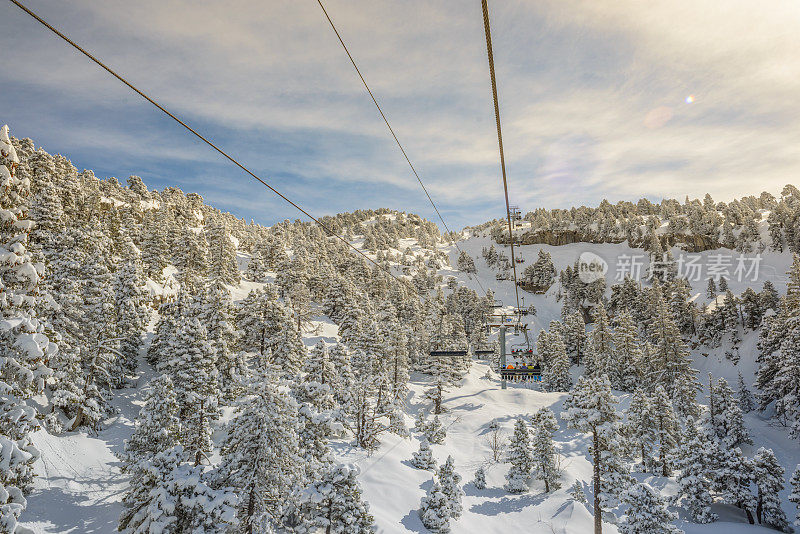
685 94 695 104
644 106 673 129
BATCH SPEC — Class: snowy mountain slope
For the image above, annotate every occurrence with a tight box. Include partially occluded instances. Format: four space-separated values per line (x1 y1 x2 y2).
337 360 794 533
20 228 800 534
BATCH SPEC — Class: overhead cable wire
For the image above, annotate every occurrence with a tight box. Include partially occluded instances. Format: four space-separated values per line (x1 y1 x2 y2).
315 0 488 295
480 0 522 314
6 0 410 287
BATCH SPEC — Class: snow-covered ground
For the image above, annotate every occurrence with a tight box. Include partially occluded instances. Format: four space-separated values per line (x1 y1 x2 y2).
20 233 799 533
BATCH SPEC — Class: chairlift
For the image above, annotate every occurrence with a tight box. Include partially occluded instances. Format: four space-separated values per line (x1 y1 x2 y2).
429 349 468 358
499 362 542 382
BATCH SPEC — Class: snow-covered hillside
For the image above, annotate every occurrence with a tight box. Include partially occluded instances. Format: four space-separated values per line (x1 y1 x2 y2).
18 228 800 534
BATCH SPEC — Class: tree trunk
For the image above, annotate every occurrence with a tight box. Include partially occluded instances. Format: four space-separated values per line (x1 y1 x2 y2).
756 491 763 524
593 429 602 534
745 508 754 525
246 484 256 534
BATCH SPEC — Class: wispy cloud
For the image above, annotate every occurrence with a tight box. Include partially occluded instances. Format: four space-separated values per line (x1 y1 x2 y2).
1 0 799 228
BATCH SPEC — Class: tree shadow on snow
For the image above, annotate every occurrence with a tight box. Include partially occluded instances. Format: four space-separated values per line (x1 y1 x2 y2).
469 493 546 516
23 485 122 533
444 402 484 412
399 509 428 533
463 483 507 499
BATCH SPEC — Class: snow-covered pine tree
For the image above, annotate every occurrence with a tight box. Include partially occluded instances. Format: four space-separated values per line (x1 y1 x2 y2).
562 375 629 534
295 463 375 534
712 446 756 524
719 276 729 292
157 317 220 465
647 285 697 411
709 377 752 448
741 288 764 330
540 330 572 392
206 219 241 286
437 456 464 519
174 227 210 292
624 388 656 470
706 278 717 299
619 483 682 534
673 417 717 524
752 447 791 532
425 415 446 445
473 467 486 490
586 303 614 377
411 438 437 470
122 374 180 466
608 311 640 390
651 385 679 476
199 281 242 401
419 479 451 533
504 418 533 494
456 250 476 274
0 435 32 533
790 465 800 528
216 368 303 532
119 445 237 534
570 480 588 504
113 241 149 377
737 372 757 414
562 310 587 365
531 410 560 492
0 125 56 524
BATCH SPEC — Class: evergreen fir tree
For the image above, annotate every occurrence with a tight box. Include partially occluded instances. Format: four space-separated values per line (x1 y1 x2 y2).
411 439 437 471
122 375 180 466
531 413 560 492
624 388 656 469
199 282 242 400
706 278 717 299
206 219 241 286
437 456 464 519
0 125 56 519
119 445 237 534
612 311 641 391
295 463 375 534
752 447 791 532
709 377 752 448
712 447 756 524
541 331 572 392
562 375 629 534
216 368 303 531
473 467 486 490
620 483 682 534
673 417 717 524
651 385 680 476
570 480 587 504
737 372 757 414
425 416 446 445
789 465 800 528
586 303 614 377
504 418 533 494
113 245 149 377
419 480 451 533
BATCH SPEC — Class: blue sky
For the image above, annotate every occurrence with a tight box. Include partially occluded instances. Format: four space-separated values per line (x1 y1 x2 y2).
2 0 799 228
